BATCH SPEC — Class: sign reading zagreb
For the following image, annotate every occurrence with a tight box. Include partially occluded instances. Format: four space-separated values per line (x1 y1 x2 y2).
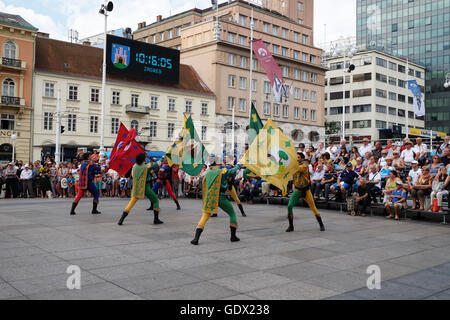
106 34 180 84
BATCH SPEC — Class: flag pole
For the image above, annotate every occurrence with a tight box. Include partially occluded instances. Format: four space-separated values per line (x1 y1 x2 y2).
249 7 254 120
406 57 409 139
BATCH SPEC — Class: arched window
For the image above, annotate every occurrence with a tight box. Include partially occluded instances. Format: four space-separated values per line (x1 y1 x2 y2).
291 129 304 141
2 78 15 97
131 120 139 131
309 131 320 142
3 41 16 59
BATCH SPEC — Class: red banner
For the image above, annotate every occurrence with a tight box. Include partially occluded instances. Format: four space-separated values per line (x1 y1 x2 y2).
108 123 145 176
252 39 285 103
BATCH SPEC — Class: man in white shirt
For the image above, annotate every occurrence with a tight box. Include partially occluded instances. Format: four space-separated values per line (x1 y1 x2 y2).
20 164 34 198
405 160 422 193
326 142 338 160
367 164 382 204
440 136 450 153
400 140 415 165
359 138 373 159
414 137 427 165
340 139 350 153
311 163 325 200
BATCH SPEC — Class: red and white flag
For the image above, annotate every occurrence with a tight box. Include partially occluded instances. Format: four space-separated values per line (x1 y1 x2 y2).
252 39 287 103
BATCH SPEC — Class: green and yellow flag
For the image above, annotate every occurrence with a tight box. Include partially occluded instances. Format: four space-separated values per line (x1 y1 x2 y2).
249 102 263 146
166 115 208 176
240 118 300 196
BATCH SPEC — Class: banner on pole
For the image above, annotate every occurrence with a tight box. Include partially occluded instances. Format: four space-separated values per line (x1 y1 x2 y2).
407 80 425 117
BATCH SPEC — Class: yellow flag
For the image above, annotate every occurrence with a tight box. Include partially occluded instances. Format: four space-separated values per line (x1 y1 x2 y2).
240 118 300 196
166 115 187 167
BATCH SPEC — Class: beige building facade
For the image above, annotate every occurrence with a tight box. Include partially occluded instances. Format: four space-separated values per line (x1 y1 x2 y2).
134 0 325 152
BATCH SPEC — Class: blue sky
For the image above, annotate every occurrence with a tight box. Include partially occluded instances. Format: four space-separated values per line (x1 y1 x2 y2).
0 0 355 47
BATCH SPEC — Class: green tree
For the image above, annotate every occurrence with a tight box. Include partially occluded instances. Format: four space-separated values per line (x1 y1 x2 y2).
325 120 340 136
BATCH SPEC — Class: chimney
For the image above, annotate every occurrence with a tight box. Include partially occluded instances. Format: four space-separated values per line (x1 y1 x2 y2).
156 15 162 22
138 21 147 29
82 41 91 46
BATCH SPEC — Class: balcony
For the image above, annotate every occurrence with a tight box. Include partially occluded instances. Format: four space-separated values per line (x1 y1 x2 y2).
0 57 26 70
125 104 150 114
1 96 23 106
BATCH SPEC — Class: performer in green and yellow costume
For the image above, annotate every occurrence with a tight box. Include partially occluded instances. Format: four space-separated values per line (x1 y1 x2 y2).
191 156 241 245
118 152 163 226
287 152 325 232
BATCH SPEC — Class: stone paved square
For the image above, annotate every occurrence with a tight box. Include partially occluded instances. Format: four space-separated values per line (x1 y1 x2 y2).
0 197 450 300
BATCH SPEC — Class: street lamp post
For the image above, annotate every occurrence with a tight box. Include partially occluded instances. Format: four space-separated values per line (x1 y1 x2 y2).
11 133 17 163
99 1 114 162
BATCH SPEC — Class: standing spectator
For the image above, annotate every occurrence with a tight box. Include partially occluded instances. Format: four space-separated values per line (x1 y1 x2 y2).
74 169 80 197
414 137 428 166
16 163 23 198
67 173 75 198
75 150 84 163
351 178 370 216
311 162 325 200
400 140 416 167
431 167 449 212
58 163 69 198
49 163 58 197
410 166 433 211
119 175 127 197
0 165 4 196
367 165 382 204
359 138 373 159
326 141 338 160
429 155 443 177
322 162 337 201
440 147 450 167
109 168 119 197
20 164 34 198
90 150 100 163
372 141 383 162
4 163 18 198
385 181 408 220
440 136 450 152
94 169 103 197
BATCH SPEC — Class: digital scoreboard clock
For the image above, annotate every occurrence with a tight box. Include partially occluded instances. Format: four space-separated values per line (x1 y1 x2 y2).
106 34 180 84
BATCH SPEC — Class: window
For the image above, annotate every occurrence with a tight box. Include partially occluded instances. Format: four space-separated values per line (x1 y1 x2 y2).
294 107 300 119
131 94 139 107
302 35 308 45
389 92 397 101
310 55 316 64
263 81 271 94
263 22 269 33
330 91 350 100
89 116 98 133
149 121 157 137
388 77 397 86
408 97 413 105
281 28 288 39
376 120 387 129
282 66 288 77
298 1 303 11
282 105 289 118
263 102 271 115
311 91 317 102
68 85 78 100
168 123 175 138
160 32 164 41
298 19 303 25
44 83 55 98
408 20 414 29
90 88 99 102
272 45 279 54
376 89 387 98
168 30 173 39
152 35 156 43
252 58 257 70
240 56 247 68
389 62 397 70
330 106 350 115
311 73 317 83
398 94 405 103
294 69 300 80
353 73 372 82
185 100 192 113
282 47 288 56
228 75 236 88
311 110 316 121
239 35 246 46
416 71 422 79
239 15 246 26
68 114 76 132
201 126 207 140
43 112 53 131
294 88 300 99
273 104 280 116
302 53 308 62
389 107 396 115
239 98 246 112
391 23 398 32
302 108 308 120
302 71 309 82
376 57 387 68
376 73 387 83
398 65 406 73
302 89 309 101
229 53 236 65
398 79 406 88
112 91 120 105
201 102 208 115
293 50 299 60
353 89 371 97
228 97 235 110
353 104 371 113
177 27 181 37
398 109 405 117
376 104 387 113
3 40 16 59
251 79 257 92
150 96 158 109
293 32 299 42
168 98 176 111
272 25 279 36
228 32 236 43
111 118 119 134
353 120 371 128
408 68 415 77
0 114 15 130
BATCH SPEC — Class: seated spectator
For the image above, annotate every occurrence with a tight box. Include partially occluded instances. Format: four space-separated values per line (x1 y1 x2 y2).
366 164 382 204
392 151 405 173
351 178 370 216
359 138 373 159
389 142 400 157
441 147 450 167
336 159 346 172
385 181 408 220
414 137 428 166
331 163 359 199
379 156 394 182
411 166 433 211
326 142 338 161
405 160 422 194
363 156 377 176
321 162 337 201
320 152 333 166
311 162 325 200
431 167 449 212
428 144 442 163
377 150 389 168
353 157 365 176
429 155 443 177
362 152 372 167
401 140 416 167
382 170 401 203
384 140 393 153
372 141 383 162
351 146 361 160
334 147 350 165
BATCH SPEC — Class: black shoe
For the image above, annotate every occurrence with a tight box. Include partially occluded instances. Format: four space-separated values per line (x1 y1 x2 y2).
286 215 294 232
316 216 326 231
238 204 247 217
211 213 218 217
190 228 203 245
153 211 164 224
118 212 128 225
147 203 153 211
230 226 240 242
70 202 78 215
91 201 101 214
174 199 181 210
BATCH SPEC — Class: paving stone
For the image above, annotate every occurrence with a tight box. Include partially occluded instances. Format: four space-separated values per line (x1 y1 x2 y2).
210 271 292 293
348 281 433 300
267 262 340 281
0 282 24 300
156 255 220 270
303 270 370 293
279 247 337 261
68 254 143 270
388 251 450 269
0 254 63 269
142 282 239 300
236 255 300 270
311 253 377 270
182 262 257 281
391 270 450 291
0 262 72 282
220 294 257 300
348 261 419 281
89 262 167 281
247 281 339 300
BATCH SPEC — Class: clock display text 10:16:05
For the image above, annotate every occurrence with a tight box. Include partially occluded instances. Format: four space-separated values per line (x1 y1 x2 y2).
135 53 173 69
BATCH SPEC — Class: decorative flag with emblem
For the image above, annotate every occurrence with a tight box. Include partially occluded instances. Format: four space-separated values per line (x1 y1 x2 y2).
240 118 300 196
108 123 145 176
166 116 208 176
252 39 287 103
407 80 425 117
249 102 264 146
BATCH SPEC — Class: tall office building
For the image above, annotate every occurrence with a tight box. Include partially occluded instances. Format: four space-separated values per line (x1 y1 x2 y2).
356 0 450 134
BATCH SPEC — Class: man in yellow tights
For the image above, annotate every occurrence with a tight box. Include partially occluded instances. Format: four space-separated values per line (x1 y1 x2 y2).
118 152 163 226
286 152 325 232
191 156 241 245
